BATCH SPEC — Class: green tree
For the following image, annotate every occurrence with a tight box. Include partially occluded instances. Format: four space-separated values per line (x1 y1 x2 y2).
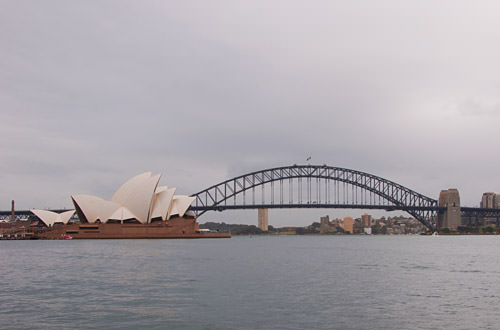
231 225 264 235
484 226 494 233
371 223 382 234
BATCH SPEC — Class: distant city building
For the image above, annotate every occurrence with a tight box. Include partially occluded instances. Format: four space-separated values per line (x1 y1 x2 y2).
280 226 297 233
343 217 354 234
320 215 330 234
331 218 341 227
258 208 269 231
361 213 372 228
480 192 497 209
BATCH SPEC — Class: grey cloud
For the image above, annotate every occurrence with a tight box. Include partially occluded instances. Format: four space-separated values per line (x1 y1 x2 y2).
1 1 500 226
457 99 500 117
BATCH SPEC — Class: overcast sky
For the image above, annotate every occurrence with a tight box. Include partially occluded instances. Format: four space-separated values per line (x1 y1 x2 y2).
1 1 500 226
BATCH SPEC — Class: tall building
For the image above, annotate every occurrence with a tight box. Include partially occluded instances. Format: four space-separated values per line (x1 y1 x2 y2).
320 215 330 234
361 213 372 228
343 217 354 234
480 192 497 209
257 208 269 231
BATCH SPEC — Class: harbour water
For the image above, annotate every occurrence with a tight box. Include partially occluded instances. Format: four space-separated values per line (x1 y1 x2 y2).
1 235 500 329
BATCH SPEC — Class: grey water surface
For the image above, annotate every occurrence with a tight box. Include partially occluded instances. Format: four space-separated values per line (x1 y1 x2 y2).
1 235 499 329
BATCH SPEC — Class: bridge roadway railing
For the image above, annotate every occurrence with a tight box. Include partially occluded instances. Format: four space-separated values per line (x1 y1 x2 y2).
460 207 500 219
6 206 500 220
1 205 444 216
190 203 443 212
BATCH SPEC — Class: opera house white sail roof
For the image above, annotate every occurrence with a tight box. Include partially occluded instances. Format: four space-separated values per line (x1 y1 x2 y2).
70 172 195 224
30 209 75 227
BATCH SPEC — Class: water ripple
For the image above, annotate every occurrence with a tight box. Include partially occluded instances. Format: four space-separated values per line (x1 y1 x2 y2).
2 236 500 329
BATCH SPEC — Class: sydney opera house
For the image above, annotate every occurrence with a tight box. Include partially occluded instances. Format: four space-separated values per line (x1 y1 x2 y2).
30 172 229 239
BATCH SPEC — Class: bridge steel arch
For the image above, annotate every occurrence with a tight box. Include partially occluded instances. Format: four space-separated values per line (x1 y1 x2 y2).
190 165 439 230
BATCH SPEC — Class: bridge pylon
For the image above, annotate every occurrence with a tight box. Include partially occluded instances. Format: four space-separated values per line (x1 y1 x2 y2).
257 208 269 231
437 189 461 230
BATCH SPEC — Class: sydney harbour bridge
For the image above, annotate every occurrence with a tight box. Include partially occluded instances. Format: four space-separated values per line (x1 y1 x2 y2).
2 164 500 231
189 165 500 231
